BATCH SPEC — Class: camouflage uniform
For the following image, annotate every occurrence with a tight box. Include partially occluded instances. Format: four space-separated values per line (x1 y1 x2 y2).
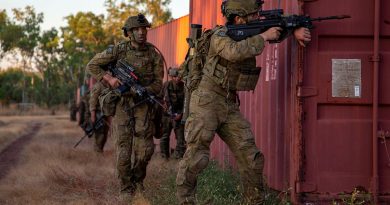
78 90 90 129
86 14 164 195
70 100 78 121
160 75 186 159
176 1 267 204
89 81 110 153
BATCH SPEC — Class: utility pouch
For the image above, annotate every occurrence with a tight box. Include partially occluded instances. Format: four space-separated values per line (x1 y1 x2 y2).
235 67 261 91
99 88 120 117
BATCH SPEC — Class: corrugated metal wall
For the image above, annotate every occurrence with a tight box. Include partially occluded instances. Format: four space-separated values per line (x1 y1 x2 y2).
147 15 189 151
79 0 390 203
190 1 390 203
148 15 189 74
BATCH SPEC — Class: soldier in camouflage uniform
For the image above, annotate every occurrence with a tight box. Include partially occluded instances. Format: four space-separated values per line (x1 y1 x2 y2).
160 67 186 159
89 81 110 153
78 89 90 129
176 0 311 204
86 14 164 200
70 99 78 121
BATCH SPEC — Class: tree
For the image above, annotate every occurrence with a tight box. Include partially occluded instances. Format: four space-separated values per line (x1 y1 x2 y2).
0 10 24 57
0 68 39 104
61 12 108 86
103 0 172 42
136 0 172 26
12 6 44 67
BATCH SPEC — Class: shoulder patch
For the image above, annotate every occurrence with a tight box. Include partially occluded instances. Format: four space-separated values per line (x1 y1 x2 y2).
105 45 114 54
216 29 227 37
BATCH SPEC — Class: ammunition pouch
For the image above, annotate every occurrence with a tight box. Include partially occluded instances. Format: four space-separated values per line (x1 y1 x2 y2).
99 88 120 117
206 57 261 91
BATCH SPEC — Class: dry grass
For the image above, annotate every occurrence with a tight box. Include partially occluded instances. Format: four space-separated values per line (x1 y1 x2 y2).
0 115 179 205
0 104 68 116
0 115 40 151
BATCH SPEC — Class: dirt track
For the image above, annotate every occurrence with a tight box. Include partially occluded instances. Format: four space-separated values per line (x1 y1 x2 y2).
0 122 42 180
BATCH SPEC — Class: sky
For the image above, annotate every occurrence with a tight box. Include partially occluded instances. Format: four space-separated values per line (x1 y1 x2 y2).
1 0 190 30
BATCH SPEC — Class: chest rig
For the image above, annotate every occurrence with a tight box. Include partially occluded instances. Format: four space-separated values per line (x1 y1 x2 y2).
203 28 261 92
215 57 260 91
116 42 155 87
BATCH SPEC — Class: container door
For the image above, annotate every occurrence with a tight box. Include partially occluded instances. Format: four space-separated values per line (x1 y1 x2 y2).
299 0 390 202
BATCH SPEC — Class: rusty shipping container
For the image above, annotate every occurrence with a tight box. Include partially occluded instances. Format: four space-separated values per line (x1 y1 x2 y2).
147 15 190 151
148 15 189 78
189 0 390 204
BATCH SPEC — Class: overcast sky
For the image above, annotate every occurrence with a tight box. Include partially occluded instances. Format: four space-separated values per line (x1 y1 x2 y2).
1 0 190 30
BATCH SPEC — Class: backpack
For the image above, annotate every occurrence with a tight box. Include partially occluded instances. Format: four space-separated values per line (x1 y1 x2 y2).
184 25 223 91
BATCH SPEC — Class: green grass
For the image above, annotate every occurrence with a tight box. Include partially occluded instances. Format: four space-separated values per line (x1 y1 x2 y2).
146 160 290 205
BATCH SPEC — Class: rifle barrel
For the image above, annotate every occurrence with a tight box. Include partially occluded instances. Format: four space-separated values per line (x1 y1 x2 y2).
311 15 351 21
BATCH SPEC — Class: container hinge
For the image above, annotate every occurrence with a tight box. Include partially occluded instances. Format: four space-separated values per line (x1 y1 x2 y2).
369 55 382 62
296 181 317 193
297 86 318 97
378 130 390 167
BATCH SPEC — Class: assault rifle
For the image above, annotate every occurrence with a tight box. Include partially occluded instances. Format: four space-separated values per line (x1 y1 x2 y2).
109 59 164 108
74 115 105 148
226 9 351 42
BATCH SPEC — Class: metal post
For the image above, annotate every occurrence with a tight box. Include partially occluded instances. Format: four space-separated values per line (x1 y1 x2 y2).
372 0 380 203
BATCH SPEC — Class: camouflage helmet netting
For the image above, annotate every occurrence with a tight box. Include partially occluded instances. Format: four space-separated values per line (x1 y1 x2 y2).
222 0 264 18
122 13 151 31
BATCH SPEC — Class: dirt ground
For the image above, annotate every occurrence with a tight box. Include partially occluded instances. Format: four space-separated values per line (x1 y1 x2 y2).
0 115 179 205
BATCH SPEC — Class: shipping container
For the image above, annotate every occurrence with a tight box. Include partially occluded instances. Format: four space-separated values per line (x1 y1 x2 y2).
148 15 190 79
188 0 390 204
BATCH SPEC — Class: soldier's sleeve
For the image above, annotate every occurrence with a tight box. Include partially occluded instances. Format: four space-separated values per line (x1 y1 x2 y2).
146 48 164 95
84 96 91 122
212 29 266 62
178 58 188 79
162 81 170 104
78 101 86 125
86 45 118 81
89 83 103 112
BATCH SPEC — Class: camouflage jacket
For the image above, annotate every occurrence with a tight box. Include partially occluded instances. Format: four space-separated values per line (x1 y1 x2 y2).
202 26 266 93
86 40 164 97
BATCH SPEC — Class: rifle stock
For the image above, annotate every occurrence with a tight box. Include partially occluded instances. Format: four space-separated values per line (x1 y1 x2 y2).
73 115 105 148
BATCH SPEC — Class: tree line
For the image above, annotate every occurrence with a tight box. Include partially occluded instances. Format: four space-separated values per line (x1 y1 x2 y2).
0 0 172 108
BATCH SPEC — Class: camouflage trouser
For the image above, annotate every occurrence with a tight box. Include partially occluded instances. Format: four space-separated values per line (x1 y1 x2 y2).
112 97 155 194
160 115 186 158
94 122 109 152
176 88 265 205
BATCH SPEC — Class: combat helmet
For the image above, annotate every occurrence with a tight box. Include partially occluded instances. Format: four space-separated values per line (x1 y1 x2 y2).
168 67 179 77
221 0 264 18
122 13 151 32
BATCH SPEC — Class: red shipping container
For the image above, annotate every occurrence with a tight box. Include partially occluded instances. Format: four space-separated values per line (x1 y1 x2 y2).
188 0 390 204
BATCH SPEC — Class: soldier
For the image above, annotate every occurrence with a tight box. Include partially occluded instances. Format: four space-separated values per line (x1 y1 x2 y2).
69 99 78 121
86 13 164 201
89 81 110 153
78 89 90 130
175 0 311 204
160 67 186 159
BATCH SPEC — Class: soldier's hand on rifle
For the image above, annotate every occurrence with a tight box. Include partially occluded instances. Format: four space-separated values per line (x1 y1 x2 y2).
103 73 122 89
260 27 282 41
91 110 96 124
293 27 311 47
